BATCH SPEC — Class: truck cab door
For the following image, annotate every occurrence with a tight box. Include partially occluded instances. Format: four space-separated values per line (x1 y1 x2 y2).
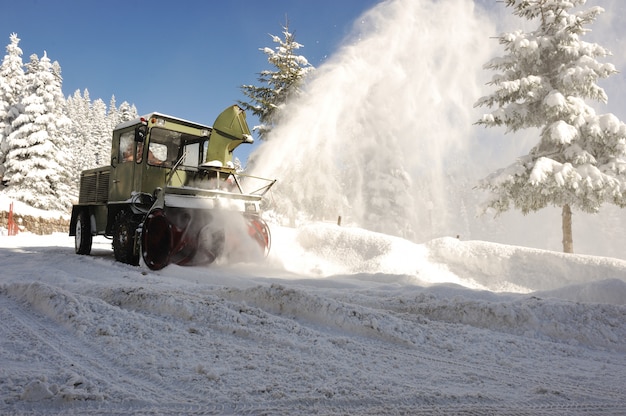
109 129 139 202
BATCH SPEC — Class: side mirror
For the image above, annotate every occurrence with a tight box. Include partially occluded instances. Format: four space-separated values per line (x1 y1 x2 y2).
135 126 146 143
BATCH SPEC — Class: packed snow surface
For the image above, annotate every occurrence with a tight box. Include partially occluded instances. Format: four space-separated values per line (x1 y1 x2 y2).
0 222 625 415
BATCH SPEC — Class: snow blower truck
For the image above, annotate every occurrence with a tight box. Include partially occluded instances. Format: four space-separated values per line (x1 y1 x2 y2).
69 105 275 270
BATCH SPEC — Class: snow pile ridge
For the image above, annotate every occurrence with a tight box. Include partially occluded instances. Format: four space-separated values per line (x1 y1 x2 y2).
220 283 424 345
4 282 89 333
295 223 396 275
426 237 626 299
289 223 458 284
397 293 626 351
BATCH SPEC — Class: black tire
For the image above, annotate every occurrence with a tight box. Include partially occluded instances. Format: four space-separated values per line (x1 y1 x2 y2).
112 211 140 266
75 210 92 255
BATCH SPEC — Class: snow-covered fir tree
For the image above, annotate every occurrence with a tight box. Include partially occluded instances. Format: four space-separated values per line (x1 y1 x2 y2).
89 98 110 166
106 95 139 131
107 95 118 132
0 33 25 182
239 21 314 140
0 33 139 211
117 100 138 124
64 89 137 172
65 89 91 184
474 0 626 253
51 60 76 204
3 52 73 211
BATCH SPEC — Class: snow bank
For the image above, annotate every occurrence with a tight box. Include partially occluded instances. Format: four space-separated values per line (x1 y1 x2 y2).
273 224 469 287
385 290 626 351
426 236 626 301
269 223 626 305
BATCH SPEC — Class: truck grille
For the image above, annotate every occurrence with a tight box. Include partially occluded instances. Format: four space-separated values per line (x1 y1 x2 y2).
79 170 110 204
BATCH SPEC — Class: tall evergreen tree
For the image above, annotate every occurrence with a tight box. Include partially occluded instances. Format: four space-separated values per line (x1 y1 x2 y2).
0 33 25 182
64 90 138 173
51 59 75 203
107 96 138 129
239 21 314 140
4 52 72 211
0 34 140 208
117 100 137 123
107 94 118 132
474 0 626 253
65 89 92 182
90 98 109 166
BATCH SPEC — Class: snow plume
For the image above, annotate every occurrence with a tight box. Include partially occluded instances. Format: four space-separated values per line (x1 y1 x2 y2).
250 0 496 241
248 0 626 259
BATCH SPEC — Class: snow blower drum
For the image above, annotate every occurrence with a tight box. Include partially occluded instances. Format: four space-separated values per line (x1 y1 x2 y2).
141 206 270 270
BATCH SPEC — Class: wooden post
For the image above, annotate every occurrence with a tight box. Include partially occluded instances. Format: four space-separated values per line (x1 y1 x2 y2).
7 202 18 236
562 204 573 253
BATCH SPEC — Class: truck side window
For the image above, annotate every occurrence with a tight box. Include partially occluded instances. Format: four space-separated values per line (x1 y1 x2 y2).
181 143 200 167
148 142 168 166
119 131 135 163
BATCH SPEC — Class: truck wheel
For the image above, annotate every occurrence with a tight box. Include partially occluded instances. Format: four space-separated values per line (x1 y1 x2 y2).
112 211 140 266
75 210 93 255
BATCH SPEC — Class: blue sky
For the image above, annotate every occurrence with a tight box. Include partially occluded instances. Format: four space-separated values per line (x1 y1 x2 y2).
1 0 381 160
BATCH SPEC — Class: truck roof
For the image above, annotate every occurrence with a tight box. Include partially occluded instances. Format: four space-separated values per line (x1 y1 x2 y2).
114 112 212 132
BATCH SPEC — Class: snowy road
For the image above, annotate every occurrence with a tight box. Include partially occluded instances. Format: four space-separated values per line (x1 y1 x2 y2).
1 227 625 415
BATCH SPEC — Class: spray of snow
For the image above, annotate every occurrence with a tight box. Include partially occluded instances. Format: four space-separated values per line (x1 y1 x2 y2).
249 0 626 259
250 0 496 240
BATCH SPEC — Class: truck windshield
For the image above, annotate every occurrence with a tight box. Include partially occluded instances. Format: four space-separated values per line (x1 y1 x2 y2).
147 128 205 168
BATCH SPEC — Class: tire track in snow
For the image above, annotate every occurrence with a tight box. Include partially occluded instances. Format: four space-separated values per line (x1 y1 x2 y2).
366 317 626 412
215 284 625 412
352 292 626 407
0 289 218 411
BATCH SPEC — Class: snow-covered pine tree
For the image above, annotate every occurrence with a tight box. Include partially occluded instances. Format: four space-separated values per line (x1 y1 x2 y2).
65 89 92 182
239 21 314 140
51 60 75 204
90 98 109 166
117 101 138 123
65 90 137 172
4 52 73 211
107 95 118 132
108 98 138 129
474 0 626 253
0 33 26 183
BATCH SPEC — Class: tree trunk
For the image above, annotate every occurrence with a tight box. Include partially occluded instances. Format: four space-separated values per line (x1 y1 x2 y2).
562 204 573 253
